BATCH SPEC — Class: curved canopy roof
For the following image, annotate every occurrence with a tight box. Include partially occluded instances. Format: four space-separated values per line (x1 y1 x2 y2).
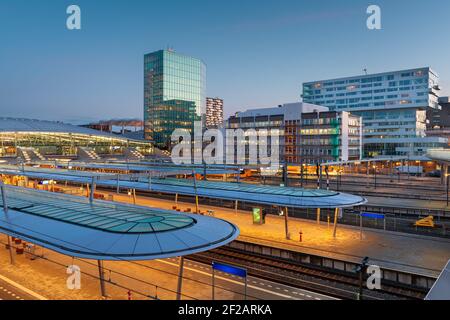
0 117 146 143
0 186 239 261
0 165 367 208
146 179 367 208
426 148 450 164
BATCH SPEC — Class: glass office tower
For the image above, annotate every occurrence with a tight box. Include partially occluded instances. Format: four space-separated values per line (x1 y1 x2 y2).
144 50 206 149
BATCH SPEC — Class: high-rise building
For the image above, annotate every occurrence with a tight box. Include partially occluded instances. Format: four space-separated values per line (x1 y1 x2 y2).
206 97 224 128
226 102 362 165
427 97 450 129
144 49 206 149
302 67 447 157
426 97 450 147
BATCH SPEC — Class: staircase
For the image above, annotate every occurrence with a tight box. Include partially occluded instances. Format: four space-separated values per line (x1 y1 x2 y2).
17 147 46 163
77 147 101 161
124 148 145 160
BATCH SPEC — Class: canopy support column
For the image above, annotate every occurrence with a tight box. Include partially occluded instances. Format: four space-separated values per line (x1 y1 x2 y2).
235 200 238 214
284 207 290 240
193 170 199 214
97 260 107 298
89 177 96 203
1 183 15 265
175 193 178 206
176 256 184 300
316 208 321 224
359 211 363 240
333 208 339 238
195 195 199 214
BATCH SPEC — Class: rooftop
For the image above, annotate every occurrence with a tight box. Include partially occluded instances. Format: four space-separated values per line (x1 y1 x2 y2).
0 165 367 209
0 117 146 142
302 67 434 85
0 186 239 260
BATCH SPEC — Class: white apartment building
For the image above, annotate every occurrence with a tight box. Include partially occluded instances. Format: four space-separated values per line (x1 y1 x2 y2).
302 67 447 157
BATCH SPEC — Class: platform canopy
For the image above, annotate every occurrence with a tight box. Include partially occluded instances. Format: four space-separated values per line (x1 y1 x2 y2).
426 149 450 164
33 160 239 175
0 164 192 180
425 260 450 300
140 178 368 208
0 186 239 261
0 165 367 209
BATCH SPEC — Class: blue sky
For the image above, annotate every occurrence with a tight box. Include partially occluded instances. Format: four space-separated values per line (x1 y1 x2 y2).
1 0 449 123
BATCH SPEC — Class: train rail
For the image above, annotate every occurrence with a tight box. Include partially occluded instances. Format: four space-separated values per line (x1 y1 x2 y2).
188 244 431 300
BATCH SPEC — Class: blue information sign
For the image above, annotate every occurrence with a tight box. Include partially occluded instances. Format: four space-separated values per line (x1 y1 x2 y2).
361 212 385 219
212 262 247 278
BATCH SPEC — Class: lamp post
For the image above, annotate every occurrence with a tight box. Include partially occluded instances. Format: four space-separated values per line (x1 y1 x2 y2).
300 162 304 188
373 165 377 189
446 173 449 207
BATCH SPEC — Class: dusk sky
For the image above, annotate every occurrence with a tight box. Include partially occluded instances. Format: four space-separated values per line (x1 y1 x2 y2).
1 0 449 124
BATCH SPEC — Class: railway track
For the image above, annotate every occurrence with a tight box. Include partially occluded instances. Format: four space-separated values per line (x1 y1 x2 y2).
188 245 429 300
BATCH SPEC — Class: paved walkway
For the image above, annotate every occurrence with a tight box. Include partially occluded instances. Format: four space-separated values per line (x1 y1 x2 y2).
97 190 450 277
366 196 450 211
28 183 450 276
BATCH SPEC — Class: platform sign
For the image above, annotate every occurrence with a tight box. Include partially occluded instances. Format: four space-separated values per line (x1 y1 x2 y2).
252 207 265 225
361 212 385 219
212 262 247 278
359 212 387 237
212 262 247 300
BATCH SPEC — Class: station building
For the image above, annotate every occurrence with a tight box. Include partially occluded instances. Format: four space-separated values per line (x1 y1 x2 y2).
0 118 154 159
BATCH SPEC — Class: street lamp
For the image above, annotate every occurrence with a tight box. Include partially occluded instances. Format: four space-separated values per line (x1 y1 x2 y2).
337 168 343 191
446 173 449 207
373 165 377 189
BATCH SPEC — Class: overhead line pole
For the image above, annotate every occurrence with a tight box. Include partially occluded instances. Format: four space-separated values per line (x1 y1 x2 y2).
1 182 15 265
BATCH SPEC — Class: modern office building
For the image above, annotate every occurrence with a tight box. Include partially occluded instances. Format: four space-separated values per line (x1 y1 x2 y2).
144 49 206 149
226 102 362 165
427 97 450 129
426 97 450 147
206 97 224 128
302 67 447 157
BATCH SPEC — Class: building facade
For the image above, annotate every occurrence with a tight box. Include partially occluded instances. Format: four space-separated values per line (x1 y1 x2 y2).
226 103 362 165
427 97 450 129
426 97 450 147
302 67 447 157
144 50 206 149
206 97 224 128
0 118 154 158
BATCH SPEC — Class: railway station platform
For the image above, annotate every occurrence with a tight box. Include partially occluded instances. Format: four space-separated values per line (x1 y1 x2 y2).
12 181 450 277
83 189 450 277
